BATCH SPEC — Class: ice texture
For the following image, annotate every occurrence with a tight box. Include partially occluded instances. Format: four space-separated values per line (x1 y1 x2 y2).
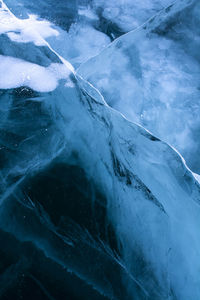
3 0 176 67
78 0 200 173
0 0 200 300
91 0 174 32
2 0 111 68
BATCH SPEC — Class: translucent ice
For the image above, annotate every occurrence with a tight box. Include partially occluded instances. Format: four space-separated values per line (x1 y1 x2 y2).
78 0 200 173
0 1 200 299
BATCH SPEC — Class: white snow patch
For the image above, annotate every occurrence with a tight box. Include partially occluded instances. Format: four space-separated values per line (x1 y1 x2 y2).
0 55 71 92
0 2 59 46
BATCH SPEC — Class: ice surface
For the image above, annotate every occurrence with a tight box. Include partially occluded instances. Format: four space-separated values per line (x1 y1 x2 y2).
3 0 111 67
0 0 200 299
3 0 177 67
0 2 59 46
78 0 200 173
91 0 174 32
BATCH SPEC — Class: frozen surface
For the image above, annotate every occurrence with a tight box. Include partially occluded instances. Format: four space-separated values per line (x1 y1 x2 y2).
0 2 58 46
0 0 200 299
78 0 200 173
4 0 175 67
91 0 174 32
